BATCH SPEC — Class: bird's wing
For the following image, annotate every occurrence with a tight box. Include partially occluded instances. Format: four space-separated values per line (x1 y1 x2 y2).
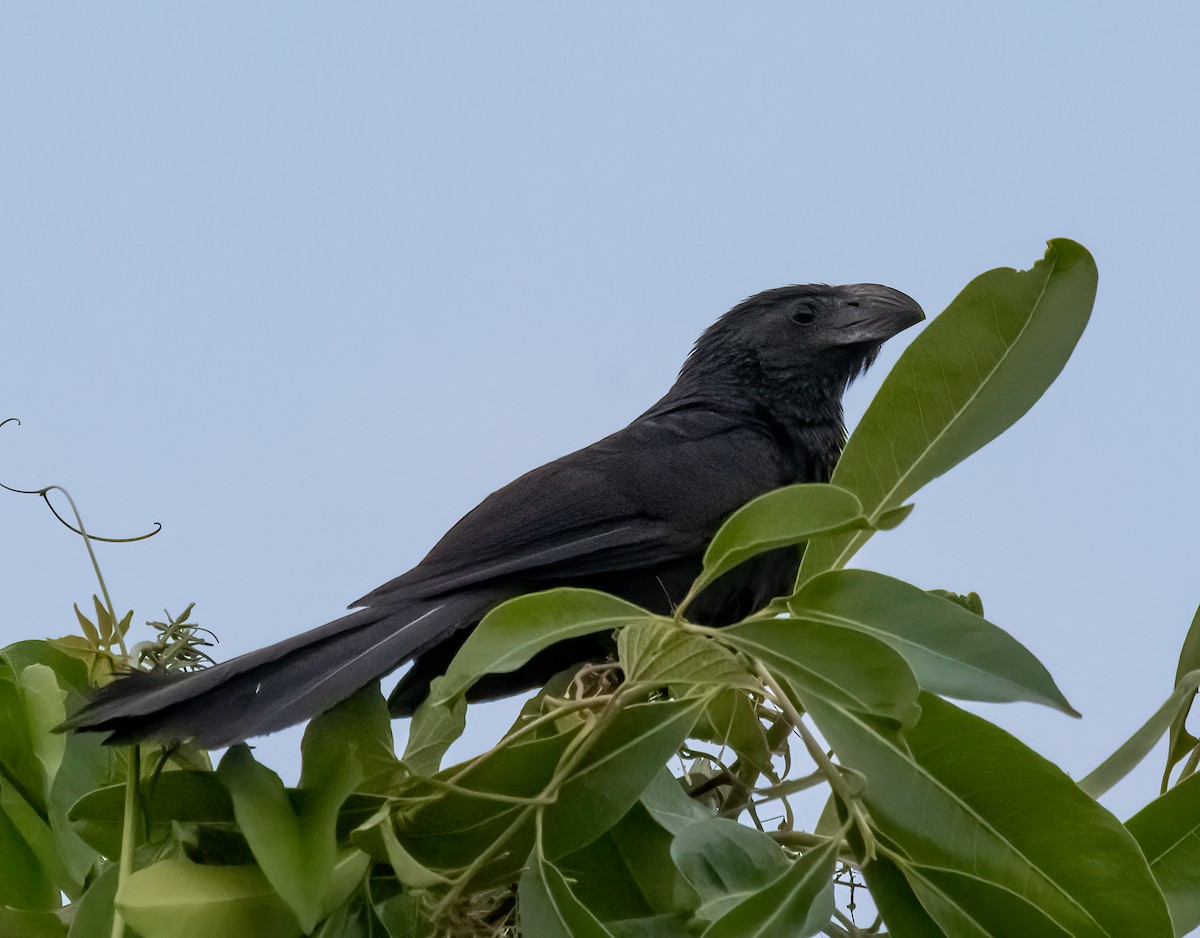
352 404 790 607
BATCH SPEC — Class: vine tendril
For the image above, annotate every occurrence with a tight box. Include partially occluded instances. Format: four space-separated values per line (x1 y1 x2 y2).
0 480 162 543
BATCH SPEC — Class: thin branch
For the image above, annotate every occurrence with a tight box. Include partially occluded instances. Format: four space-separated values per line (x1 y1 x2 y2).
755 662 876 861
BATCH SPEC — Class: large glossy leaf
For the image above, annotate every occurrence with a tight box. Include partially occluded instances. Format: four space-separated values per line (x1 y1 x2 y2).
689 484 868 597
115 860 302 938
722 618 921 728
799 239 1097 581
1127 771 1200 936
405 589 653 773
699 837 837 938
789 570 1076 714
807 693 1172 937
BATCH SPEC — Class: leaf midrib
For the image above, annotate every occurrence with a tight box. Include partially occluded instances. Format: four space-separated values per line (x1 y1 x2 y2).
826 702 1109 936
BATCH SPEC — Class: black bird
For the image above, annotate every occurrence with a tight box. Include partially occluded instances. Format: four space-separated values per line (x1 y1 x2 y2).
65 284 923 747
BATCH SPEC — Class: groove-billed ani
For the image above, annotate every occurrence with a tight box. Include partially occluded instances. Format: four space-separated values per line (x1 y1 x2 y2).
64 283 923 747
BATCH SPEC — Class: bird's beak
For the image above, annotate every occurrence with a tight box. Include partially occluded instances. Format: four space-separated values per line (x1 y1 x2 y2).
832 283 925 345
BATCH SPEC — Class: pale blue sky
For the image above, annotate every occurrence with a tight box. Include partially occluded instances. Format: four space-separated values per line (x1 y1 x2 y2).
3 4 1198 824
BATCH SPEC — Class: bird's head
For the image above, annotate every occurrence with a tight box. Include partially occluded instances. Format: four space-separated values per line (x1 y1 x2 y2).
677 283 925 411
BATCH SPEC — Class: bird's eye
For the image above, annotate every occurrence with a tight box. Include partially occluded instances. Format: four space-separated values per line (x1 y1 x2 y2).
791 305 817 325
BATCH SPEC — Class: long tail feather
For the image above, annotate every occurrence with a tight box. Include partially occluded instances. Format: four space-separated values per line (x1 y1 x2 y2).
61 592 493 748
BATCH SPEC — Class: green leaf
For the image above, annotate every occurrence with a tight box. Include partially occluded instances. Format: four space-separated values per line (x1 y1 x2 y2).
799 239 1097 582
722 618 921 728
374 893 432 938
66 861 118 938
608 915 695 938
519 849 615 938
1080 669 1200 798
442 589 652 700
301 681 400 795
401 679 466 776
2 775 77 902
1164 605 1200 792
351 807 449 889
904 863 1072 937
17 665 68 794
638 770 714 834
69 770 234 858
543 695 707 858
789 570 1076 714
1127 771 1200 936
405 589 653 773
691 484 869 597
671 818 790 921
691 689 773 775
91 597 112 645
862 853 947 938
0 790 58 910
218 745 367 933
72 605 100 648
558 801 700 921
0 909 66 937
45 731 122 892
0 675 46 813
618 621 756 690
2 642 90 692
115 860 302 938
928 588 985 617
396 726 578 887
807 693 1173 937
699 836 837 938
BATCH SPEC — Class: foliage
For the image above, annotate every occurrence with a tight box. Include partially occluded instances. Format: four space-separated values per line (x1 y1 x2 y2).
4 240 1200 936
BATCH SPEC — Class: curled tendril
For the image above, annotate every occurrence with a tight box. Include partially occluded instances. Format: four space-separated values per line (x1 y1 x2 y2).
0 481 161 543
1 417 20 429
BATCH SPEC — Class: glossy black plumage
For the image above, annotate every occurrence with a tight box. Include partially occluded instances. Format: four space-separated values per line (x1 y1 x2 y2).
64 283 923 747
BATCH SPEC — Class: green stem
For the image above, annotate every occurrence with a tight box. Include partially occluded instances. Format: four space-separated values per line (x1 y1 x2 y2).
433 688 640 917
111 745 141 938
1177 742 1200 785
45 485 129 657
